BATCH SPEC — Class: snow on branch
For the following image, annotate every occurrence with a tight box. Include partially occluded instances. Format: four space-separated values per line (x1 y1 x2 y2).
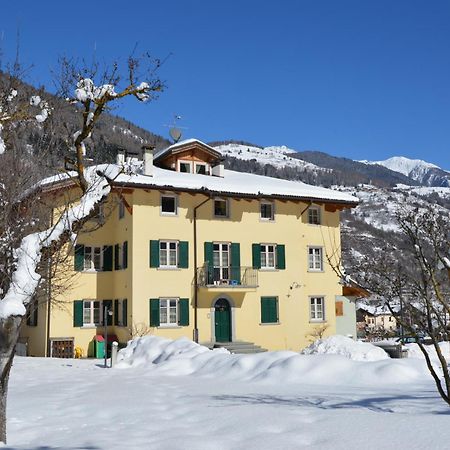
0 167 110 319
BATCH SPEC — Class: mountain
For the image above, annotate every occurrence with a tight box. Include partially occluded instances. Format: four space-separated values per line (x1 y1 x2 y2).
360 156 450 187
213 142 421 188
0 72 170 175
211 141 450 279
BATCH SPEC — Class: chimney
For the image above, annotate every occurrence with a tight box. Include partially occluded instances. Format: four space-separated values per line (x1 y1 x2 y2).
142 145 155 176
116 148 125 165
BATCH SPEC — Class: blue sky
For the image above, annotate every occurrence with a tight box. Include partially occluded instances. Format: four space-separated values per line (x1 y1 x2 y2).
1 0 450 169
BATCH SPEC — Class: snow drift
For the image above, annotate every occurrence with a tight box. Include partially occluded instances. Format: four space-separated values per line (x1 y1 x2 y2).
301 335 389 361
116 336 428 386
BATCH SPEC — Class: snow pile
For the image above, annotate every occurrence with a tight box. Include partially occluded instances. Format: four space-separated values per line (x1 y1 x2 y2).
405 342 450 361
301 335 390 361
116 336 427 386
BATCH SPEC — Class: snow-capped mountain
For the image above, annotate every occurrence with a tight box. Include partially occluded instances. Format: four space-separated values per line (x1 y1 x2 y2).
212 141 450 276
360 156 450 187
214 143 329 173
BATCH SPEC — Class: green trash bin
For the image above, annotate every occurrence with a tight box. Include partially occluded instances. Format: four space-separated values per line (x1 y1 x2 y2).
94 335 105 359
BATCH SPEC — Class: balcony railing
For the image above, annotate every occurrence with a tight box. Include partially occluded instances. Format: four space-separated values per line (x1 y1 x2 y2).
196 265 258 288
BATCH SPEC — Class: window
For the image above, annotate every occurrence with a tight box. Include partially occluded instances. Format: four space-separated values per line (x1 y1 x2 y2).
114 242 128 270
308 247 323 271
214 198 229 218
160 240 178 268
260 201 274 221
310 297 325 321
213 242 230 282
115 299 128 327
150 240 189 269
118 199 125 219
150 298 189 327
260 244 276 269
179 161 192 173
252 243 285 270
26 301 38 327
261 297 278 324
161 195 177 215
308 206 321 225
84 246 103 271
160 298 178 326
83 300 101 326
195 162 208 175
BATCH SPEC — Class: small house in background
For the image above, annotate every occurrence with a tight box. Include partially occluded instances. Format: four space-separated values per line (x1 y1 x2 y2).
356 303 398 340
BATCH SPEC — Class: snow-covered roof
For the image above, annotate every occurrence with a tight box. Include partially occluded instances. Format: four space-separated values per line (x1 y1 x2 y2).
154 138 221 161
38 162 359 204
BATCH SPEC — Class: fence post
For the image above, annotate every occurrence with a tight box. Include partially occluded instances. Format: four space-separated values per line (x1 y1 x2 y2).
111 341 119 367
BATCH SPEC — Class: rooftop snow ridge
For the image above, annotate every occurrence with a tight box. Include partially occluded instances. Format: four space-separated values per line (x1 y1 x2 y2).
39 162 358 204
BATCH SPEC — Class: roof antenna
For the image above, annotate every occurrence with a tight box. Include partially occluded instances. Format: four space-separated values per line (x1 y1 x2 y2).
164 114 187 144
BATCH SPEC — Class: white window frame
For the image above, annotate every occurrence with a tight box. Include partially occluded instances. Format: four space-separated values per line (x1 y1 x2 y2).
260 243 276 269
83 300 102 327
308 247 323 271
118 199 125 219
84 246 103 271
194 162 209 175
310 296 325 322
213 242 230 282
308 206 321 225
213 198 229 218
159 240 178 268
160 194 178 216
178 160 193 173
260 201 274 221
159 298 178 326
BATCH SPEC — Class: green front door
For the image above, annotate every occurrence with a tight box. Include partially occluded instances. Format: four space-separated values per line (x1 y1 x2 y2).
215 298 231 342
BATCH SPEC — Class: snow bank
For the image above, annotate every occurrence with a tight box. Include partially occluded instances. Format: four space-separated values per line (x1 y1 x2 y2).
116 336 427 387
301 335 390 361
405 342 450 360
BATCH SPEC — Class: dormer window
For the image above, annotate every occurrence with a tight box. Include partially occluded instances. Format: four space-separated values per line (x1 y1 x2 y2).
178 161 192 173
195 162 208 175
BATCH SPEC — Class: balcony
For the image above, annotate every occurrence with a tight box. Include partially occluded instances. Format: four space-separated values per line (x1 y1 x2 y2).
196 265 258 289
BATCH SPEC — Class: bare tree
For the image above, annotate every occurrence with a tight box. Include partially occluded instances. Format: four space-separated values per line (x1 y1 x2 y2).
338 204 450 405
0 55 163 443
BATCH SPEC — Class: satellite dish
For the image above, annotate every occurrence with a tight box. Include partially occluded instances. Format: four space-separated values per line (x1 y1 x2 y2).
169 127 182 143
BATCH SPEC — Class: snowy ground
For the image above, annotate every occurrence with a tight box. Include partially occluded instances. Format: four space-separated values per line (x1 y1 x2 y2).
5 336 450 450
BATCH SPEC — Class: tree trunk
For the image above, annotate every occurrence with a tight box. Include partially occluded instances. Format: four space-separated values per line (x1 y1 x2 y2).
0 316 22 444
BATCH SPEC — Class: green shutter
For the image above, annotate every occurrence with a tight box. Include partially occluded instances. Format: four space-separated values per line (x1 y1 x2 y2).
252 243 261 269
149 298 160 326
230 243 240 283
103 300 113 325
276 244 286 270
122 299 128 327
73 300 83 327
178 298 189 326
261 297 278 323
178 241 189 268
204 242 214 284
103 246 113 271
74 245 84 271
114 299 119 325
123 241 128 269
114 244 119 270
150 240 160 267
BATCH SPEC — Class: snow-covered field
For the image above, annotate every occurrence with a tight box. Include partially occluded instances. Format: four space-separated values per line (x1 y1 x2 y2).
5 336 450 449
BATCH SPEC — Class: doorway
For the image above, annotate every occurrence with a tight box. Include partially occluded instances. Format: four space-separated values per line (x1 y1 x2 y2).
214 298 231 342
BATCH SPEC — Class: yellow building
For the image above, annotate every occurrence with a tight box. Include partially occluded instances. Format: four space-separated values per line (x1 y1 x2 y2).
21 139 358 357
